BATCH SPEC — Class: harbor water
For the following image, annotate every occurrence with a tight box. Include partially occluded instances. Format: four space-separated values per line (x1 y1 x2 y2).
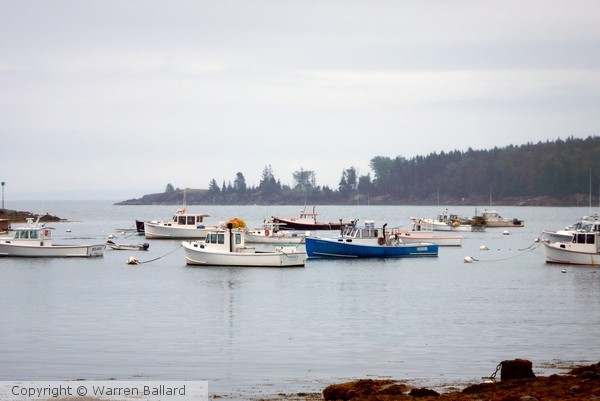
1 201 599 398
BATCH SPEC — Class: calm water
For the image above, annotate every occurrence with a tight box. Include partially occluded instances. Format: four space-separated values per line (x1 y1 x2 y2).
1 201 599 398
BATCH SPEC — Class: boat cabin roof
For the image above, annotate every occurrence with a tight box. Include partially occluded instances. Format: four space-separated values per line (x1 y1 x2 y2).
577 221 600 232
482 210 501 218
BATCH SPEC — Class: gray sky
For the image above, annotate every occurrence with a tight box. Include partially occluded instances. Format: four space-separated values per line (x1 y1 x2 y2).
1 0 599 200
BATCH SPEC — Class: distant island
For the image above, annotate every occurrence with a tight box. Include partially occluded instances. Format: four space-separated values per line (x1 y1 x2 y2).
116 136 600 207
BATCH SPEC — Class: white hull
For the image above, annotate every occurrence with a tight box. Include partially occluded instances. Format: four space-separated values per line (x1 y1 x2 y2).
0 242 105 257
423 221 473 232
394 232 462 247
144 222 215 239
182 242 305 267
244 232 305 244
543 242 600 266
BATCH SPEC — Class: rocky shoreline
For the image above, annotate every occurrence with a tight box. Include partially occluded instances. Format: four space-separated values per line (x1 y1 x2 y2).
261 360 600 401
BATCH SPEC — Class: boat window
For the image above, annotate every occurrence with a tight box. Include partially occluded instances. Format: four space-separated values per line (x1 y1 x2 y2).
209 233 217 243
576 233 586 244
178 216 186 225
30 230 38 239
235 233 241 244
18 231 28 239
218 234 225 244
587 234 595 244
197 216 203 223
187 216 195 225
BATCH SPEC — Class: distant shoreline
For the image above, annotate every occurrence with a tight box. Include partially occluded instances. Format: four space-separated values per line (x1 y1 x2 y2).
0 209 63 223
115 192 596 207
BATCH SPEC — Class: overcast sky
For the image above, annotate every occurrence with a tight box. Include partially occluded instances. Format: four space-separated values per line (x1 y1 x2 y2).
1 1 599 200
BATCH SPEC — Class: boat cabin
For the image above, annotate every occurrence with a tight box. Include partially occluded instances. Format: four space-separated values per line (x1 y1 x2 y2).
198 227 252 253
170 210 209 227
2 217 52 243
340 221 380 239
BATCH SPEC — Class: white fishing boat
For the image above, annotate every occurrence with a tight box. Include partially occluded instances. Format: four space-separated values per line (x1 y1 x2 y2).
542 232 600 266
182 225 306 267
144 208 219 239
391 220 462 246
244 221 306 244
0 217 105 257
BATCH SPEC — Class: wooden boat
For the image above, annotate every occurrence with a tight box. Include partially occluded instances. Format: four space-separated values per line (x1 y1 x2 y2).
271 205 356 231
0 217 105 257
479 209 524 227
244 221 306 244
542 232 600 266
305 222 438 259
144 209 219 239
182 224 306 267
106 240 149 251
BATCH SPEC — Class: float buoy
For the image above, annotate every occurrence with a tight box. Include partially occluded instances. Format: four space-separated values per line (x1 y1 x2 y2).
127 256 140 265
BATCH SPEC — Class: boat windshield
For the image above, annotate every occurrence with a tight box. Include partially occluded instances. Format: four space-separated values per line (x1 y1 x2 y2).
573 233 596 244
15 230 39 239
206 233 225 244
342 226 378 238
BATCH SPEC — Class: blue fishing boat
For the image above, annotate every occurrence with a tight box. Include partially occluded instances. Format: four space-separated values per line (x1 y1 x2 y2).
305 221 438 259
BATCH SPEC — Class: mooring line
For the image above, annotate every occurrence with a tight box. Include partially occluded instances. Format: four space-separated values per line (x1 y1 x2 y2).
466 242 542 263
128 244 183 265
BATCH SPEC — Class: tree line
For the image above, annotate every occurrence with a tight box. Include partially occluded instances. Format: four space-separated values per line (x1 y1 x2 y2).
125 136 600 206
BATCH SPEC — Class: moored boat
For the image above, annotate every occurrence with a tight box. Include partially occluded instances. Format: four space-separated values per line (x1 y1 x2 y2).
411 214 480 232
106 240 149 251
391 220 462 246
478 209 524 228
144 209 219 239
542 232 600 266
182 224 306 267
305 221 438 259
0 217 105 257
272 205 356 231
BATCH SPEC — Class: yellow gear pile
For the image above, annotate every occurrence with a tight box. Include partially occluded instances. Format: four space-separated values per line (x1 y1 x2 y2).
227 218 247 229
